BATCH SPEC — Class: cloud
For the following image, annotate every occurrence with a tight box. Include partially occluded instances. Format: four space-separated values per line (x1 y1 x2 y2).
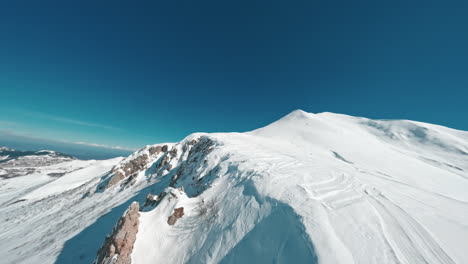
0 120 19 127
18 110 120 130
73 141 136 151
36 113 119 130
0 130 136 152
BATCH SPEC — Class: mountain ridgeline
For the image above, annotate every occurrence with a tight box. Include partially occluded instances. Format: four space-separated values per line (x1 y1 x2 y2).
1 110 468 264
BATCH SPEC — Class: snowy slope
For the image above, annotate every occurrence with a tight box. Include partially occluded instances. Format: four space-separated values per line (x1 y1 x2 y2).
1 110 468 264
0 148 79 205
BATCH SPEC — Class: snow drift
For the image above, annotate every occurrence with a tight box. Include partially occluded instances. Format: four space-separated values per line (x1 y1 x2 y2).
1 110 467 264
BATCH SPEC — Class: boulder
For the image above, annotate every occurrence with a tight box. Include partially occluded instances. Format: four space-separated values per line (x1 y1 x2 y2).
167 207 184 225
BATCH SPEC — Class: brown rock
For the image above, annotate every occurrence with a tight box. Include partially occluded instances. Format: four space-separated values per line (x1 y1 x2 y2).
169 147 178 157
105 154 150 189
95 202 140 264
148 146 162 155
143 193 154 207
107 172 125 188
167 207 184 225
158 155 171 169
188 139 199 145
142 191 167 209
161 145 169 152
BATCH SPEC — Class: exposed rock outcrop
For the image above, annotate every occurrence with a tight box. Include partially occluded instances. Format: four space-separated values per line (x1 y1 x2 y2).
148 146 162 155
167 207 184 225
158 155 171 169
142 191 167 210
170 137 215 188
161 145 169 152
95 202 140 264
102 136 217 191
105 145 172 189
106 154 150 188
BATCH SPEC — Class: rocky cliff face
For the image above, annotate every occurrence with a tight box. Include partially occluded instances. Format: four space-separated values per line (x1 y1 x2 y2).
95 202 140 264
99 136 216 195
104 144 174 189
93 136 218 262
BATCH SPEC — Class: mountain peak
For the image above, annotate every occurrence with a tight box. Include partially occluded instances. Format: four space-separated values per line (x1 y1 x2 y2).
3 114 468 264
284 109 312 119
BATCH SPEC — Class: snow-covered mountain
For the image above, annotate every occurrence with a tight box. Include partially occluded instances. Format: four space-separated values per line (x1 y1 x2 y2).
0 147 76 180
1 110 468 264
0 147 74 167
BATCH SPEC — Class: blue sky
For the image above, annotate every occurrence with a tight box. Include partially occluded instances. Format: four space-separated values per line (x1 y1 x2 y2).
1 0 467 154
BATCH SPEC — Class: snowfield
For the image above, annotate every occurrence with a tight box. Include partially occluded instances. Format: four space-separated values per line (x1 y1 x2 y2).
1 110 467 264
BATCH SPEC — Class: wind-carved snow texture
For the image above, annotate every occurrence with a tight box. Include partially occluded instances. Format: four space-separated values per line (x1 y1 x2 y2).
1 110 468 264
219 201 317 264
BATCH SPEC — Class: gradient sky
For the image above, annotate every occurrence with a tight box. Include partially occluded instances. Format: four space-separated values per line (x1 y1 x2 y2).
1 0 467 151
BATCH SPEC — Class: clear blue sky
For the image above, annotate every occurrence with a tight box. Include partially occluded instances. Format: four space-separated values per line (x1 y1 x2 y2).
1 0 467 152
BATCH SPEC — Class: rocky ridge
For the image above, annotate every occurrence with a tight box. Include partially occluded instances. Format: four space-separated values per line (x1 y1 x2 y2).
95 202 140 264
93 135 218 263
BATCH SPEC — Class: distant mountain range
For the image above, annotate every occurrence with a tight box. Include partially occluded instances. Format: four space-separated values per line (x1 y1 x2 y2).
0 147 74 163
0 147 76 179
0 134 133 160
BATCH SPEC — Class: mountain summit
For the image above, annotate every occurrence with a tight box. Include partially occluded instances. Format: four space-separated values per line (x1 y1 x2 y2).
1 111 467 264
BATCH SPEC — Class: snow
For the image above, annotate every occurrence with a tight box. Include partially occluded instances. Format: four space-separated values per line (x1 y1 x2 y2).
1 110 468 264
22 158 122 200
131 110 468 264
